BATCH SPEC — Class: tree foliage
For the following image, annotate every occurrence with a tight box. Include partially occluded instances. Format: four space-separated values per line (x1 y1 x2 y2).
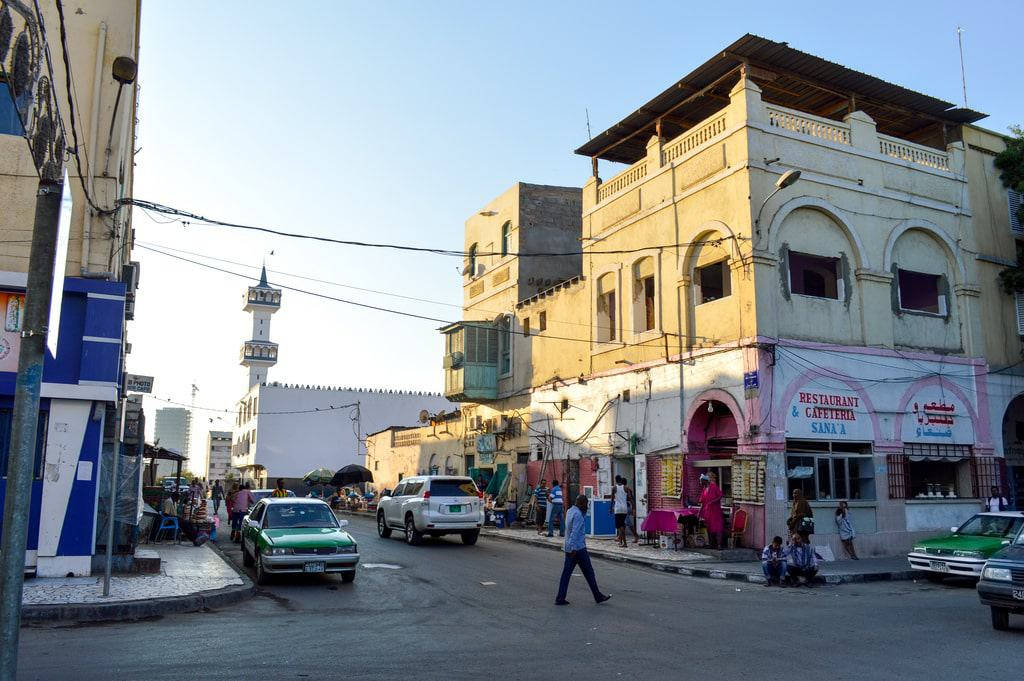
995 126 1024 293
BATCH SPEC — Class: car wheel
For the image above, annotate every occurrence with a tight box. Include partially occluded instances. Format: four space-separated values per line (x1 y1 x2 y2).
377 512 392 538
405 515 422 546
991 606 1010 631
461 530 479 546
255 553 269 586
925 573 945 584
341 571 355 584
242 542 254 567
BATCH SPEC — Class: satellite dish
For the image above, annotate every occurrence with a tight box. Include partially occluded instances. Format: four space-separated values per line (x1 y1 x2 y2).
461 262 473 276
418 409 430 424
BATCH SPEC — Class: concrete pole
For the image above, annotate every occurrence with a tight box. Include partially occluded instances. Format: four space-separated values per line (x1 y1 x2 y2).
0 176 64 681
102 399 125 596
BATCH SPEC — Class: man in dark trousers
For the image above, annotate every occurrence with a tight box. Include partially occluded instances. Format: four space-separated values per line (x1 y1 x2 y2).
555 494 612 606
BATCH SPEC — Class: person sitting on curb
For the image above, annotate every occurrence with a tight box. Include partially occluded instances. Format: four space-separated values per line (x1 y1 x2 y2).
761 535 788 587
785 533 819 587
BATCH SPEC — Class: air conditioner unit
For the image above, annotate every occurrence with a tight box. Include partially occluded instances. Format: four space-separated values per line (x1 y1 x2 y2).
122 261 141 292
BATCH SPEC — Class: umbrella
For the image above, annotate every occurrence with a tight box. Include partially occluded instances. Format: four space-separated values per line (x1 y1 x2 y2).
303 467 336 486
329 464 373 486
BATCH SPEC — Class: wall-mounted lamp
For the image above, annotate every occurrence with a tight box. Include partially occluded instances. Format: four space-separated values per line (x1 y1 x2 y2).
478 210 498 217
754 169 802 243
102 55 138 177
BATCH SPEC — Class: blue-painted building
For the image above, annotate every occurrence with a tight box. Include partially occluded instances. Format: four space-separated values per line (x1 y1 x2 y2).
0 273 125 577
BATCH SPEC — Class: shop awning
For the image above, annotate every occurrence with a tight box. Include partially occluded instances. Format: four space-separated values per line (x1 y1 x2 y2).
692 459 733 468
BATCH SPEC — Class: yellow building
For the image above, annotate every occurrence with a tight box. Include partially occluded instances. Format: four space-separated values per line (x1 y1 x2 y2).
365 412 465 493
444 35 1023 556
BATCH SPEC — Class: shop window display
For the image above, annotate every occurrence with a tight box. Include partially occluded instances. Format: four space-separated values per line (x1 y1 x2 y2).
785 440 875 501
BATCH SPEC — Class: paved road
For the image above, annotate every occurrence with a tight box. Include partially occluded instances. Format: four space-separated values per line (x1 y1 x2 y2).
17 515 1021 680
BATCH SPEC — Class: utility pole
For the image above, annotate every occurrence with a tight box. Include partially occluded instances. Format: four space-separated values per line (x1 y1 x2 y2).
0 175 65 681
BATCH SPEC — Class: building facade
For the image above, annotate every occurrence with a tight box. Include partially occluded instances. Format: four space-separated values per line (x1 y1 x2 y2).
153 407 191 478
443 35 1023 556
364 412 465 493
206 430 233 483
0 1 142 576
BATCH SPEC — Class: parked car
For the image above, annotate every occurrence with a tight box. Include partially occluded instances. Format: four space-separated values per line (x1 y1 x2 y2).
376 476 483 546
249 488 296 509
977 532 1024 630
907 512 1024 581
241 498 359 585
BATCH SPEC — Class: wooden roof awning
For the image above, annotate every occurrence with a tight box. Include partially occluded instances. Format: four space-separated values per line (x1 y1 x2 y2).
576 34 986 165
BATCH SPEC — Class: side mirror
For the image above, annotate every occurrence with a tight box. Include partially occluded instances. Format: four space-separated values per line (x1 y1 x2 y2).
950 527 958 533
1002 540 1011 545
338 519 349 528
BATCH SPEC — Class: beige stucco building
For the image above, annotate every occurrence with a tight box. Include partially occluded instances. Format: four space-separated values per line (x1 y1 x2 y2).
365 412 465 493
441 35 1024 556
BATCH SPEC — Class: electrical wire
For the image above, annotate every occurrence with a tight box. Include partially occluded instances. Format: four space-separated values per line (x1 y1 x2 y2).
124 197 728 258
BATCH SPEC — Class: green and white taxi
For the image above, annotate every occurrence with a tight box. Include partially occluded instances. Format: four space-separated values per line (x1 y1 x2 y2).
907 512 1024 581
241 497 359 585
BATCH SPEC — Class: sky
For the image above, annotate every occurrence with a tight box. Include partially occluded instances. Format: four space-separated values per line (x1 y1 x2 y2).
126 0 1022 457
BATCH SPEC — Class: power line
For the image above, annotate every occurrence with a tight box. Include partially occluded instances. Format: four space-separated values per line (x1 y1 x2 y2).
124 198 730 258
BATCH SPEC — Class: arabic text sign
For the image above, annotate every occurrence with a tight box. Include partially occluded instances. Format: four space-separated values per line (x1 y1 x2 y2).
901 387 974 444
0 291 26 373
786 388 872 440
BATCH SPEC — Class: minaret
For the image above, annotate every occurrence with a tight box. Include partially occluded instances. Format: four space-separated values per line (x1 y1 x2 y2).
240 265 281 388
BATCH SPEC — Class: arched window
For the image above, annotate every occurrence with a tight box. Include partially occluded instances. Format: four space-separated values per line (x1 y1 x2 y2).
429 453 439 475
596 272 617 342
632 257 656 333
445 456 454 474
500 221 511 257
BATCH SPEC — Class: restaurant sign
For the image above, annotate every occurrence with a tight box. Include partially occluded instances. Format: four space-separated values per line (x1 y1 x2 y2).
786 386 872 440
901 386 974 445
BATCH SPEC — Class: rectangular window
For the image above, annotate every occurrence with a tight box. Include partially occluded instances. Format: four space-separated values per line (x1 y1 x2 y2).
785 440 874 501
789 251 839 299
642 276 655 330
598 291 616 342
499 315 511 375
901 444 974 498
0 81 25 136
501 222 511 257
522 317 530 337
465 455 475 470
538 311 547 332
516 452 529 464
1010 189 1023 236
898 269 944 314
463 324 499 364
0 409 48 479
697 260 730 304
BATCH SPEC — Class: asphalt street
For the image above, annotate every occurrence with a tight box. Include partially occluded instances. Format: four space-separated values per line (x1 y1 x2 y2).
16 515 1022 680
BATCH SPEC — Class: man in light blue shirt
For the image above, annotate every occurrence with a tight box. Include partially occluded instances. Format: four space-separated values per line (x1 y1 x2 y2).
555 494 611 606
546 479 564 538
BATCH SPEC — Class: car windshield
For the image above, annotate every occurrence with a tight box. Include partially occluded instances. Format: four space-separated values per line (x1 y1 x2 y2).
264 503 338 529
430 479 479 497
956 515 1023 538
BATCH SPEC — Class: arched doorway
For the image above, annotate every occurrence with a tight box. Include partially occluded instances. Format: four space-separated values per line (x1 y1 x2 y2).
685 399 738 505
1001 395 1024 510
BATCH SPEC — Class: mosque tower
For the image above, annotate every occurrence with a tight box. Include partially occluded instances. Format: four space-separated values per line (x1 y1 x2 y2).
240 266 281 388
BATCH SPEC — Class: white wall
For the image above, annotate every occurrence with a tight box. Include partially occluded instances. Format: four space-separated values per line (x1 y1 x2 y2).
250 385 450 478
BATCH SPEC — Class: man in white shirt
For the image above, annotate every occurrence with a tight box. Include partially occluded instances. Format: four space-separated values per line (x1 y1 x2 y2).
986 487 1009 513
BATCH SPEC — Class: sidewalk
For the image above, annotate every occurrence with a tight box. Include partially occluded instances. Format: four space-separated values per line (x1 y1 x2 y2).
21 541 254 623
482 527 916 584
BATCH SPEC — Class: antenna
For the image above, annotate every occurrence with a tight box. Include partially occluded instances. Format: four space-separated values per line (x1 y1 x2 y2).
956 26 968 108
585 108 592 140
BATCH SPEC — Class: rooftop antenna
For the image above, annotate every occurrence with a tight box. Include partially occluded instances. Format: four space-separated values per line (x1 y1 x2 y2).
585 108 592 140
956 26 968 108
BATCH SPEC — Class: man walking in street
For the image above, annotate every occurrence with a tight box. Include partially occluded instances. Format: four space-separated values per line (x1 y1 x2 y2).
211 480 224 516
547 479 564 537
555 494 612 606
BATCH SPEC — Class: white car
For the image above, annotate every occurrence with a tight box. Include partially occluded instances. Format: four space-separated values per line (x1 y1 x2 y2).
376 476 484 545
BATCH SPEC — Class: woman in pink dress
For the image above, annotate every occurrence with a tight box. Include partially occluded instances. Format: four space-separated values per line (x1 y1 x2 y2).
698 473 725 549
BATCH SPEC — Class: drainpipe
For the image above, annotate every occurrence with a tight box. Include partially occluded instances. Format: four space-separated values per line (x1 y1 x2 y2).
81 22 107 277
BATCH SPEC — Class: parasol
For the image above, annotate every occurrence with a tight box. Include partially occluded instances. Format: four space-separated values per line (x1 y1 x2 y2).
329 464 374 487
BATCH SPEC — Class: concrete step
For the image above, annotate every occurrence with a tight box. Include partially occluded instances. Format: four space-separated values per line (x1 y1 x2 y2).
132 549 161 574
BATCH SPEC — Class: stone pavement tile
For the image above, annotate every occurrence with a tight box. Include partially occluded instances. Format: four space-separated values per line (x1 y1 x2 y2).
22 543 242 606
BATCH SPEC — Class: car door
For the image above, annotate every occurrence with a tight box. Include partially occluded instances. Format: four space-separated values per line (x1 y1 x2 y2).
244 502 265 555
401 480 424 525
386 483 407 526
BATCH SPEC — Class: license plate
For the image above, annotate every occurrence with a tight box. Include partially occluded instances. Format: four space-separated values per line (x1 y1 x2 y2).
303 561 325 573
449 505 462 513
1013 588 1024 601
929 561 949 573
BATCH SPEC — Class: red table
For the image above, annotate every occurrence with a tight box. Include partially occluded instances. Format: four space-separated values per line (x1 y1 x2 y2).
640 508 699 533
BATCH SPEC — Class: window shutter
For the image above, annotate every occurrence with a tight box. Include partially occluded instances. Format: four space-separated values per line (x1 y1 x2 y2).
1015 293 1024 336
1010 190 1023 236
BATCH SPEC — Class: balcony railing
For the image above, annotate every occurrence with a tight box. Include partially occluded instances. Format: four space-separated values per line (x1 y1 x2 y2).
661 114 728 165
597 159 648 202
765 105 851 146
877 134 950 171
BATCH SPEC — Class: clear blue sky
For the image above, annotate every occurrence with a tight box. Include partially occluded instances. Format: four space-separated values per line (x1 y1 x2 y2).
127 0 1021 437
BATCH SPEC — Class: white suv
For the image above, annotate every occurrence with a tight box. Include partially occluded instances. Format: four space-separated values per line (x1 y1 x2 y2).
377 476 484 545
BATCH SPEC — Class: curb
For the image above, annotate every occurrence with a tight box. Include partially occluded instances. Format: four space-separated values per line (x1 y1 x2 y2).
21 541 256 624
481 530 916 585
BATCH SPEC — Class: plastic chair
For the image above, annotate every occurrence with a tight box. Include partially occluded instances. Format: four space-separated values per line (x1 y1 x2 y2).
155 514 180 543
730 507 748 548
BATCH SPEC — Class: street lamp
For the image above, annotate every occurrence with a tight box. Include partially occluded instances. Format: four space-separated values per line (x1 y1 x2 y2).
754 169 801 243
